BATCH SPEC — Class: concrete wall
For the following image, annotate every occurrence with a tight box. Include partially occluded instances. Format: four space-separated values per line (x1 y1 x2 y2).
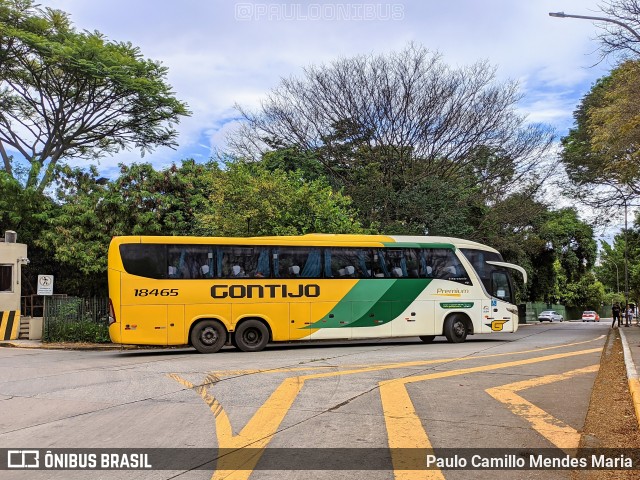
0 240 28 340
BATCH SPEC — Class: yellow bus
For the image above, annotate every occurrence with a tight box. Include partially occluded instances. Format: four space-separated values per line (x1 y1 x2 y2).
107 234 527 353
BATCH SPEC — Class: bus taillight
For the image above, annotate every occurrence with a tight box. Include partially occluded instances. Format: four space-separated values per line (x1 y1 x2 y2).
108 298 116 325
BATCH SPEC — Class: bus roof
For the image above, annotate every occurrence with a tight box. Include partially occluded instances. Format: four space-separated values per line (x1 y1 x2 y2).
110 234 500 253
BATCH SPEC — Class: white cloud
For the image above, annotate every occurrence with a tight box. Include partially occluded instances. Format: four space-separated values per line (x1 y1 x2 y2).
27 0 614 175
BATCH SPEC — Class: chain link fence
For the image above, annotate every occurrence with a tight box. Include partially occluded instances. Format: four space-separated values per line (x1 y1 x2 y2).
44 297 110 343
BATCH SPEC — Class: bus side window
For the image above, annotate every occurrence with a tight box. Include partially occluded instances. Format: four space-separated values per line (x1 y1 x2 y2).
405 249 421 278
167 246 212 279
424 249 472 286
219 247 260 278
274 247 311 278
329 248 371 278
374 250 390 278
384 249 415 278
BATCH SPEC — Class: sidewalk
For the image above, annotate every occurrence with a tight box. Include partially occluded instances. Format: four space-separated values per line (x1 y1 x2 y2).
616 320 640 429
0 339 140 350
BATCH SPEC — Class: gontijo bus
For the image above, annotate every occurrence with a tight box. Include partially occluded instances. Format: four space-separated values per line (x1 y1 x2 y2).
107 234 527 353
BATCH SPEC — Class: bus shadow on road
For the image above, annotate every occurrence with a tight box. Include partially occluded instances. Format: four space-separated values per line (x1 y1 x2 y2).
112 337 514 357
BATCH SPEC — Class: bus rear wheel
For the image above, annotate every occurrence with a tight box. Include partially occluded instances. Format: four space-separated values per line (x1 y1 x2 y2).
419 335 435 343
191 320 226 353
234 320 269 352
444 315 468 343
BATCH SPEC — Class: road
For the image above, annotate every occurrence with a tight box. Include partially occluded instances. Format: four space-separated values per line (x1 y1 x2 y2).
0 322 608 479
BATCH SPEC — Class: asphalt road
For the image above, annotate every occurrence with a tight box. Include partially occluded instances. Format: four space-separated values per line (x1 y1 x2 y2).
0 322 608 480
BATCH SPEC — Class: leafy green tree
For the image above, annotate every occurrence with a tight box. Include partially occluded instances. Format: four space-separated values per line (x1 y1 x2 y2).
539 208 597 283
588 60 640 190
561 272 606 310
596 218 640 306
40 160 211 295
194 162 366 237
0 0 189 192
596 238 626 294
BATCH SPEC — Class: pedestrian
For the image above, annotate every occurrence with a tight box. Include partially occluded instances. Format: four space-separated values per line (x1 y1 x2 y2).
625 304 632 327
612 303 621 328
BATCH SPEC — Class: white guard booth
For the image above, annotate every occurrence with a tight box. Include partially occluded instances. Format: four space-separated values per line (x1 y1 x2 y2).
0 231 29 340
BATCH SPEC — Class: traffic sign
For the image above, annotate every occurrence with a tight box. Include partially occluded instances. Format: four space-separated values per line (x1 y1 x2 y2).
37 275 54 296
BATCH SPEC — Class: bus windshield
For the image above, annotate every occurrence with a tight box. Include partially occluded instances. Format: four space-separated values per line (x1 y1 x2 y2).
460 248 513 303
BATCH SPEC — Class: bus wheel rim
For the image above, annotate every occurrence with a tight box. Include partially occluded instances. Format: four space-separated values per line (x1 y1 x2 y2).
243 328 261 345
201 327 218 345
453 321 465 337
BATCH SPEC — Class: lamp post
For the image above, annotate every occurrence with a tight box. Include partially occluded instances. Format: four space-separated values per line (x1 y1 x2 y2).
625 199 629 321
549 11 640 42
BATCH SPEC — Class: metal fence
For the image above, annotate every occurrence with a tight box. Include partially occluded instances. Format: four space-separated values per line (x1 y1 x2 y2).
21 294 67 318
43 297 110 343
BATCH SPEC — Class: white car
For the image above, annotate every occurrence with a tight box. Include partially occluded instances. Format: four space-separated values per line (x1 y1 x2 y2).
581 311 600 322
538 310 564 322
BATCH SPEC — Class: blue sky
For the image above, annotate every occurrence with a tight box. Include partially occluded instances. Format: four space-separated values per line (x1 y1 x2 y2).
31 0 614 178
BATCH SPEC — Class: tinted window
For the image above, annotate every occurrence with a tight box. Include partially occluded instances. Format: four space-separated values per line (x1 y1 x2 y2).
120 244 167 279
0 265 12 292
326 248 372 278
492 271 512 303
421 249 471 285
219 246 269 279
382 249 421 278
275 247 322 278
460 248 503 291
168 245 215 279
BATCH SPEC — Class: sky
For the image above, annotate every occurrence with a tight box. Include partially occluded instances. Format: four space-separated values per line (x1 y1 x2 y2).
17 1 627 240
30 0 613 173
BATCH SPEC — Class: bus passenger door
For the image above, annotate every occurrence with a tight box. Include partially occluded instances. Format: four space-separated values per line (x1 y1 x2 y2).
121 305 167 345
289 303 310 341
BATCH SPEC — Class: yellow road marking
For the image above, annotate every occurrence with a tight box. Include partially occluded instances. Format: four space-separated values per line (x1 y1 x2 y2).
379 348 601 480
170 373 304 480
486 364 598 450
169 337 604 480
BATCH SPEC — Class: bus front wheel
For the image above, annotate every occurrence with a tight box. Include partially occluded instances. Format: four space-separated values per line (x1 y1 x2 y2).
191 320 226 353
444 315 468 343
234 320 269 352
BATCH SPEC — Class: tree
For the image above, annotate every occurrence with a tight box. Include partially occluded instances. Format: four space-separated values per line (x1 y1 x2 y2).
0 0 189 192
40 160 211 295
597 0 640 58
230 44 554 232
562 272 606 310
588 60 640 189
560 66 639 215
194 161 366 237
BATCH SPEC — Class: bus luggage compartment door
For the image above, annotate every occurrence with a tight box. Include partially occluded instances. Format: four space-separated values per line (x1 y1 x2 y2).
121 305 168 345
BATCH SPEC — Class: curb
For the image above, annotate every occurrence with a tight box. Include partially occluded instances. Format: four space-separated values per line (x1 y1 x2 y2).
618 327 640 429
0 341 144 351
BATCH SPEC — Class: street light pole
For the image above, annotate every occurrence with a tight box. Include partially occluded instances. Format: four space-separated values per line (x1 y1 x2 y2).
613 261 620 293
549 11 640 43
625 200 630 321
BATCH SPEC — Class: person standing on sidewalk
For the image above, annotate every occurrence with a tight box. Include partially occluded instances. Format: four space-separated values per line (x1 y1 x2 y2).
612 303 621 328
625 304 632 327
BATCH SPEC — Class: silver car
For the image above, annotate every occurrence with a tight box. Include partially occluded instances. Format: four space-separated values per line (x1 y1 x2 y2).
538 310 564 322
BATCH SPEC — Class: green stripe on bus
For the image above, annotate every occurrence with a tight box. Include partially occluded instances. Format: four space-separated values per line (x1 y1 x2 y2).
305 280 395 329
348 279 430 328
305 279 431 330
381 242 456 250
